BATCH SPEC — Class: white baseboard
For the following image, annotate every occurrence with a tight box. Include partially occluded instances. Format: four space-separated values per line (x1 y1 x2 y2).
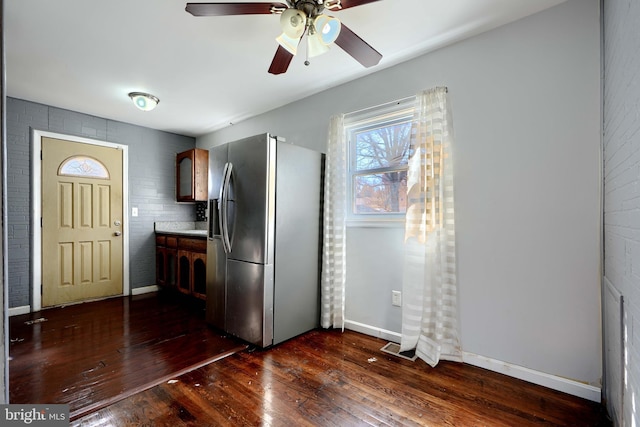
344 320 402 343
9 306 31 317
8 288 159 316
131 285 159 296
344 320 601 403
462 352 601 402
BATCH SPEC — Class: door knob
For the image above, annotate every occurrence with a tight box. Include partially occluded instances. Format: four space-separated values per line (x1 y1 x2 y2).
114 231 122 237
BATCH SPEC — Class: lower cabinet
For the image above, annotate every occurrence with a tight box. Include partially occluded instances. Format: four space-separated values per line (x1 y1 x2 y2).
192 252 207 299
156 236 177 288
156 234 206 300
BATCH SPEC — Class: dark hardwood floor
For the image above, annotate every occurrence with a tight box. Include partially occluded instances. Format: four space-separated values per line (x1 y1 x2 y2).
9 291 247 420
73 323 609 425
9 293 610 426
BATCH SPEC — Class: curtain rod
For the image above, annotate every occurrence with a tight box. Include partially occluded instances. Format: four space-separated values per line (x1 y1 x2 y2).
344 87 449 119
344 95 415 119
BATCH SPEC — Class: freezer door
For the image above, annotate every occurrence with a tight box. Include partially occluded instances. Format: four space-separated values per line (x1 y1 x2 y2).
226 259 274 348
205 234 226 329
226 134 276 265
206 143 229 328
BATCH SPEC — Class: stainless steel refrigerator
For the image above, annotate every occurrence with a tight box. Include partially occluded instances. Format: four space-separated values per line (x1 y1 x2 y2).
206 133 323 348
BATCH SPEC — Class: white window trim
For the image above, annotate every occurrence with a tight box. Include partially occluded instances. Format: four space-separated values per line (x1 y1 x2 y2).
344 97 415 228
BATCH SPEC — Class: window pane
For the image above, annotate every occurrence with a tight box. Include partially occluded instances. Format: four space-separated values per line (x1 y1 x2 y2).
354 171 407 214
355 122 411 171
58 156 110 179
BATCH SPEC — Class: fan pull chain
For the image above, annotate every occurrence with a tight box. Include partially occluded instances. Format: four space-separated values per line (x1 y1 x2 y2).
304 22 311 66
305 48 310 66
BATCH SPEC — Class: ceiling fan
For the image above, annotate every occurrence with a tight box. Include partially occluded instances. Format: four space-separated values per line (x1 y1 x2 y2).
185 0 383 75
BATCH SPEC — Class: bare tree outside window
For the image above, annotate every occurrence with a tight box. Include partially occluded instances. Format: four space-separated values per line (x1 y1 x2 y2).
351 120 412 215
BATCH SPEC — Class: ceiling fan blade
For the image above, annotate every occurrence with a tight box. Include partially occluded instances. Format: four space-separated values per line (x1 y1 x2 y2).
268 45 295 75
334 23 382 68
186 2 287 16
328 0 382 10
269 27 307 74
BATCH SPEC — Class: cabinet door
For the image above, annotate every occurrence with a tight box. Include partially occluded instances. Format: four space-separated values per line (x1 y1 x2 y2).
166 248 177 287
176 149 209 202
192 252 207 300
177 150 194 202
193 149 209 201
157 236 205 297
177 250 192 294
156 246 166 286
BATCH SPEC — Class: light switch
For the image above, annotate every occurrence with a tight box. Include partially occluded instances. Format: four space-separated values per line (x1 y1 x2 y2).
132 207 138 217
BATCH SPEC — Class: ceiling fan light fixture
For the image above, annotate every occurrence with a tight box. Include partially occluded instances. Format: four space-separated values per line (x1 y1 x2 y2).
308 33 330 58
183 1 383 75
276 33 301 55
280 8 307 38
128 92 159 111
314 15 341 45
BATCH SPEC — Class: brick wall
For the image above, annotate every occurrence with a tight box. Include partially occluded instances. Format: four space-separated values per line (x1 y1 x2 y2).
603 0 640 424
6 97 196 308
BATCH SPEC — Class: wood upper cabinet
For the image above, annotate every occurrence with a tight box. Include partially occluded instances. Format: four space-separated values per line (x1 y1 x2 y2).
176 148 209 202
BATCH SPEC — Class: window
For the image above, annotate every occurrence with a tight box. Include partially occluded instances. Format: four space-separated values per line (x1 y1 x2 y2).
346 99 414 224
58 155 110 179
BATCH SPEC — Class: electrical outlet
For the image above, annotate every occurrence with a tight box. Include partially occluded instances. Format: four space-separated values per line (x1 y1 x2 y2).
132 207 138 217
392 290 402 307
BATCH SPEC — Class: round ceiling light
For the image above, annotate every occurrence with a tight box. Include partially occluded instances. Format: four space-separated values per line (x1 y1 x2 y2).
128 92 160 111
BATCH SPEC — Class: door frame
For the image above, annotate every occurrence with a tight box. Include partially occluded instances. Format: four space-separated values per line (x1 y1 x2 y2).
31 129 130 312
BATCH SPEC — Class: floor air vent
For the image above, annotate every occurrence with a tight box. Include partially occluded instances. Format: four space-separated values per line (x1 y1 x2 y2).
380 342 418 361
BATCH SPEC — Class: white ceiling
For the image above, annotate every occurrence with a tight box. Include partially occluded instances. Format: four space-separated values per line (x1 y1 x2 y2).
6 0 566 137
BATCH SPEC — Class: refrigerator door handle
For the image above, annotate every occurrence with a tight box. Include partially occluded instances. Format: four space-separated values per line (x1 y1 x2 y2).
208 198 217 239
218 162 228 204
218 162 229 249
220 162 234 254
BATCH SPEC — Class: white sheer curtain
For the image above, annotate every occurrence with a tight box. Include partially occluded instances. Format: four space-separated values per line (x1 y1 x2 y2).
320 114 347 329
400 87 462 367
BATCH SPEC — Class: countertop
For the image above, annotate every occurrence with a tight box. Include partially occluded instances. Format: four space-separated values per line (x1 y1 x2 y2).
154 221 207 238
155 229 207 237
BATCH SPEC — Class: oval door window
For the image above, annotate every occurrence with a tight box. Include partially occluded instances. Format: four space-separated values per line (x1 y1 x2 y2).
58 155 110 179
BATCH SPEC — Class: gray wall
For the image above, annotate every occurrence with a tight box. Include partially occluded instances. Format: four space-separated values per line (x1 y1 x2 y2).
6 97 197 308
198 0 602 388
603 0 640 424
